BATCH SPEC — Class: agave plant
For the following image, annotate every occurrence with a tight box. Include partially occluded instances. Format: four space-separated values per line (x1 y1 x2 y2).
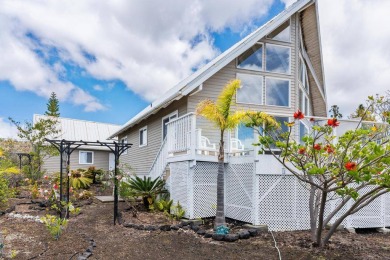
122 176 168 209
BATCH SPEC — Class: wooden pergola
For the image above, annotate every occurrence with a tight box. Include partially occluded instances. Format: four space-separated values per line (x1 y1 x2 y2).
45 139 132 224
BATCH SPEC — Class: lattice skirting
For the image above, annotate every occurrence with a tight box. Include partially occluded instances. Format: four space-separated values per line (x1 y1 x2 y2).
169 161 390 231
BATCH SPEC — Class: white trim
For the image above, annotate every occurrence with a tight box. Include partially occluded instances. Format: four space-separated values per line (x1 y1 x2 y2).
139 126 148 147
265 43 292 75
79 151 94 165
162 110 178 140
264 76 291 108
108 0 314 139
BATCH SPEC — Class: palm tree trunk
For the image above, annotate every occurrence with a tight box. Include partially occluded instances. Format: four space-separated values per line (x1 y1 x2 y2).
215 130 226 228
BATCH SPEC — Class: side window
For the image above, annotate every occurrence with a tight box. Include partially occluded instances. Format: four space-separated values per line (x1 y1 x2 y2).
162 111 178 140
139 127 147 147
79 151 93 164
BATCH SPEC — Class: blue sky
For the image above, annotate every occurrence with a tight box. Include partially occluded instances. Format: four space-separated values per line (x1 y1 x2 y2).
1 0 390 138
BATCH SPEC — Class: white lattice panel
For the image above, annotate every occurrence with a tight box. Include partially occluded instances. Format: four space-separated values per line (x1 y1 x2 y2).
169 162 190 218
193 162 218 218
225 163 254 223
385 193 390 227
257 175 309 231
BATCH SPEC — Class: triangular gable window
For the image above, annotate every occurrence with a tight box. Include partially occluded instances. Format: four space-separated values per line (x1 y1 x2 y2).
267 20 290 42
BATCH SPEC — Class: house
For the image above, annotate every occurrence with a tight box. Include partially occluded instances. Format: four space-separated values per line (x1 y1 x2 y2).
109 0 390 231
34 114 121 174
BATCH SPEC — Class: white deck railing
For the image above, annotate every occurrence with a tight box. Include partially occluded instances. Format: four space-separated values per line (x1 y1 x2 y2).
167 113 196 155
165 112 388 161
148 138 168 180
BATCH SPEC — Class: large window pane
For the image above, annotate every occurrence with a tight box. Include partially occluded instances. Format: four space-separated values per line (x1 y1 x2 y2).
267 20 290 42
237 124 254 149
266 44 290 74
237 44 263 71
266 78 289 107
237 74 263 104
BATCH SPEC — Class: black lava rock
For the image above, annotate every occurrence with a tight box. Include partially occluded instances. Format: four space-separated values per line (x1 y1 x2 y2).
238 230 250 239
181 221 190 226
134 224 144 230
196 230 206 236
204 232 213 238
160 225 171 231
212 234 225 241
191 225 200 232
171 225 180 231
123 223 135 228
146 225 157 231
225 234 239 242
248 229 258 237
182 226 190 230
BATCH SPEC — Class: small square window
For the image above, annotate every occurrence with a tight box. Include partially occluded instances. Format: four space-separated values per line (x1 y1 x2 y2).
79 151 93 164
236 73 263 104
266 44 291 74
139 127 147 147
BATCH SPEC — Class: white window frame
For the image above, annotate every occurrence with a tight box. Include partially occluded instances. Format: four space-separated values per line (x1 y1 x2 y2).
139 126 148 147
121 136 128 154
236 73 264 105
162 110 178 140
264 76 291 108
79 151 94 165
236 42 264 72
266 18 292 43
265 43 292 75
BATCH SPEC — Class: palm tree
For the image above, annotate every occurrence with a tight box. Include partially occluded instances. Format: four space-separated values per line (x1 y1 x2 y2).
196 79 275 228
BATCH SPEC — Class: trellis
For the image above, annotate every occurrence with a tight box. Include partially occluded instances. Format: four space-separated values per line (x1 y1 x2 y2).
45 139 132 224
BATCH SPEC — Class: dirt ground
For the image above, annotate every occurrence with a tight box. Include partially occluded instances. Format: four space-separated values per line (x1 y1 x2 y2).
2 199 390 260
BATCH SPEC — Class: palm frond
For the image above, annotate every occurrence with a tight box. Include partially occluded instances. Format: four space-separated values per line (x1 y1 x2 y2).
196 99 224 128
245 111 279 129
226 111 250 129
216 79 240 120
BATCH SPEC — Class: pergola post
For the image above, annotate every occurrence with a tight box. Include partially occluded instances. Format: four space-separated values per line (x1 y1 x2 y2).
45 139 132 223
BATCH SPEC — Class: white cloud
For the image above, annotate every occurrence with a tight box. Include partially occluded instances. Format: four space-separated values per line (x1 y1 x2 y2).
0 0 274 104
318 0 390 116
280 0 297 7
0 118 18 139
93 85 103 91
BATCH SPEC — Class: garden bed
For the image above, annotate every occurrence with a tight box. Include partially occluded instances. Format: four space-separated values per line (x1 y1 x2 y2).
1 198 390 259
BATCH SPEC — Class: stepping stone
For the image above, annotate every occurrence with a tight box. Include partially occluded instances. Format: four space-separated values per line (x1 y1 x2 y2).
94 196 124 203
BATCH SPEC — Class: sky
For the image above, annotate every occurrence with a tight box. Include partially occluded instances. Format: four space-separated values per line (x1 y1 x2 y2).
0 0 389 138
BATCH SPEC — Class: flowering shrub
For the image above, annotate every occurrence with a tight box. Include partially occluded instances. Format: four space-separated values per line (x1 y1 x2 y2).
248 102 390 246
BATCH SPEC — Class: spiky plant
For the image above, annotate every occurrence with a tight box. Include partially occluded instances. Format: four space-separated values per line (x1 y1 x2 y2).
123 176 167 209
196 79 276 228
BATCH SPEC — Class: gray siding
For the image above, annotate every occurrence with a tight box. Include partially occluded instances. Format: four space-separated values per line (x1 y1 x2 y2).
119 98 188 176
188 15 299 145
42 149 110 174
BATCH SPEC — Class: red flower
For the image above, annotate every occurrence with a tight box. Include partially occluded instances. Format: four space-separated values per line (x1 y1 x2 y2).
327 118 340 128
298 147 306 155
294 110 305 120
310 118 315 122
53 184 58 190
313 144 321 151
325 145 334 154
345 162 357 171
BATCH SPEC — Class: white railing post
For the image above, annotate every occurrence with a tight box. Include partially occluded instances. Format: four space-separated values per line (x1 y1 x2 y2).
190 114 197 158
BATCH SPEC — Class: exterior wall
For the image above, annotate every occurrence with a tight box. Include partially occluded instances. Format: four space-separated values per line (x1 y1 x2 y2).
42 149 110 174
301 4 327 116
119 98 188 176
188 14 299 145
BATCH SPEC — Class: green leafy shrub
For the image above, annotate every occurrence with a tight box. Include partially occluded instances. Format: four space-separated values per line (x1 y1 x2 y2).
0 173 13 207
83 166 105 184
121 176 167 209
69 169 93 189
170 201 185 220
154 198 173 212
40 215 68 240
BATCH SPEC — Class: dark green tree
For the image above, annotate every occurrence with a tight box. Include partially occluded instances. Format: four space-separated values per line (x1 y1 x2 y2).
45 92 60 117
328 105 342 119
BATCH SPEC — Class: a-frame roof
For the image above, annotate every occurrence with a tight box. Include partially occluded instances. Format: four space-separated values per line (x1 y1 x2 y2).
110 0 315 138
